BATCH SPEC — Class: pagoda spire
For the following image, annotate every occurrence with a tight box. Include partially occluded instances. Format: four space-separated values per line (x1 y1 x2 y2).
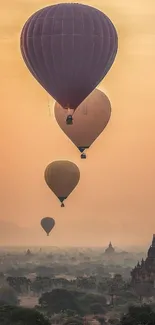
152 234 155 247
104 241 115 255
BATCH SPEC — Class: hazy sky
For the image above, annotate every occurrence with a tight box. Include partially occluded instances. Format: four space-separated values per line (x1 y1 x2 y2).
1 0 155 247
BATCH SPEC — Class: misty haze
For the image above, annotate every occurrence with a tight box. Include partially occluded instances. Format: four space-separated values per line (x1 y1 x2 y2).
1 0 155 324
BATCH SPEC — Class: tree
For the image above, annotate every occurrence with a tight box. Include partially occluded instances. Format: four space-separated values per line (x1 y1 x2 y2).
39 288 107 316
65 309 78 317
0 286 19 305
108 318 120 325
85 293 106 305
76 276 96 290
39 288 80 315
120 304 155 325
52 277 70 288
113 274 123 282
50 311 67 324
81 293 107 310
50 311 82 325
97 281 107 294
7 277 31 294
95 315 106 325
63 317 83 325
0 304 50 325
90 303 106 315
31 277 53 294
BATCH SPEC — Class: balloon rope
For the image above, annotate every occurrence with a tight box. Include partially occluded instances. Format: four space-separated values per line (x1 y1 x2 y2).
71 109 76 117
47 96 51 116
83 104 87 115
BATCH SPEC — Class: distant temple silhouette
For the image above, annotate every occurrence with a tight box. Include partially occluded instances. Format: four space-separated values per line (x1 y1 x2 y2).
131 234 155 293
25 249 32 256
104 242 115 255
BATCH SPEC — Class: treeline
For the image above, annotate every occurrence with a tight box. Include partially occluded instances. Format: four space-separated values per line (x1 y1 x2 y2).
6 274 131 295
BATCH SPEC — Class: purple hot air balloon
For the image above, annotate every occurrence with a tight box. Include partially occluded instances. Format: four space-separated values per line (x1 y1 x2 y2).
20 3 118 122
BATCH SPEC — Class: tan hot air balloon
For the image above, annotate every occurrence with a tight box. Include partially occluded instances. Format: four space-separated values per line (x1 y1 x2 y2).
44 161 80 207
54 89 111 159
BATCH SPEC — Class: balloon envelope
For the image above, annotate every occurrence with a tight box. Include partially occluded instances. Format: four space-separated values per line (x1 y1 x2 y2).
54 89 111 155
20 3 118 110
41 217 55 236
44 161 80 206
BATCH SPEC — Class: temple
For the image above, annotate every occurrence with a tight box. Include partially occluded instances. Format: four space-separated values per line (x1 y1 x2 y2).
104 242 115 255
25 249 32 256
131 234 155 285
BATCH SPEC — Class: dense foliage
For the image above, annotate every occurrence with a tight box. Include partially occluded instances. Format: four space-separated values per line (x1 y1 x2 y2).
0 304 50 325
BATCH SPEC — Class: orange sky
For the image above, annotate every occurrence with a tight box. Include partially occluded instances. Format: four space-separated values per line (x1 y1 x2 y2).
1 0 155 247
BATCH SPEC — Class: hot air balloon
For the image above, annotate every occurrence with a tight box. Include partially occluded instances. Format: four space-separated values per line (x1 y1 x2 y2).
44 161 80 207
54 89 111 158
41 217 55 236
20 3 118 124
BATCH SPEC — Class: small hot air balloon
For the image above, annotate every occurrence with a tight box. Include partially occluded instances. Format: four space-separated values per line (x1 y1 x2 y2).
44 161 80 207
20 3 118 124
54 89 111 158
41 217 55 236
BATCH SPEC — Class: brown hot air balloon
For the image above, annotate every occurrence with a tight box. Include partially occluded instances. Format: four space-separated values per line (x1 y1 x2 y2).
41 217 55 236
44 161 80 207
54 89 111 158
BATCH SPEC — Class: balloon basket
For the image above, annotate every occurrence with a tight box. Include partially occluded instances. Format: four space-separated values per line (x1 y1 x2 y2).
81 153 86 159
61 203 65 207
66 115 73 125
